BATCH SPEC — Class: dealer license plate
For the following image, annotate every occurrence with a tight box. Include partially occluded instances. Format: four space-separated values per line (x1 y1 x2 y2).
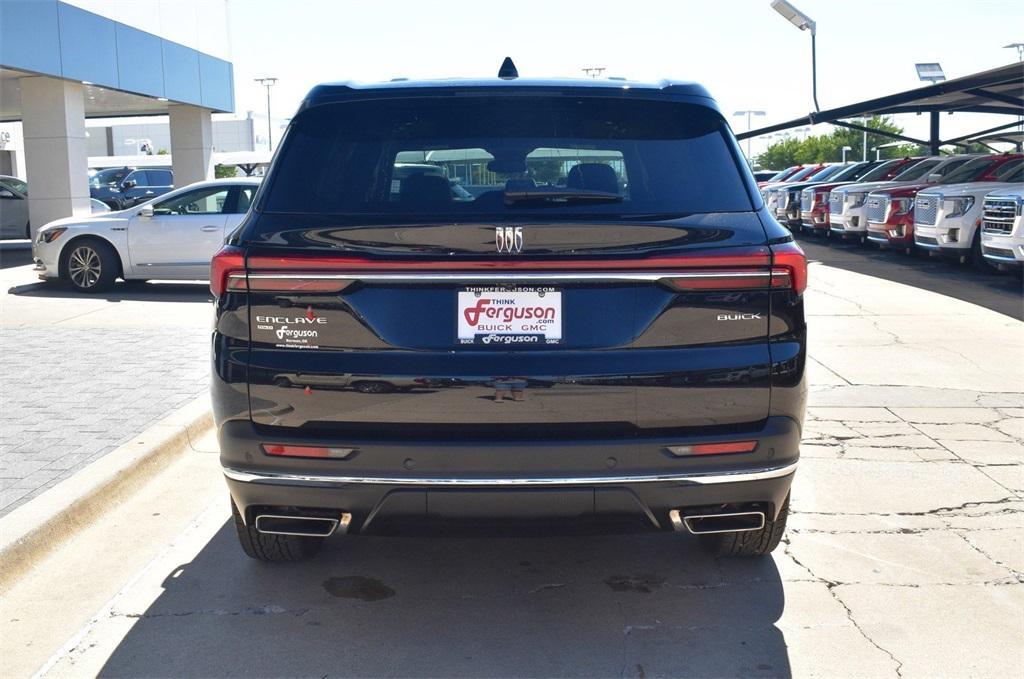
457 288 562 346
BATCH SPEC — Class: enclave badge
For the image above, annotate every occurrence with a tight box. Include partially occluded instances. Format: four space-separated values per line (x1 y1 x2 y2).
495 226 524 254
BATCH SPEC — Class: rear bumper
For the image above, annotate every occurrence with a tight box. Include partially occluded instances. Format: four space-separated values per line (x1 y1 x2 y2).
220 416 800 533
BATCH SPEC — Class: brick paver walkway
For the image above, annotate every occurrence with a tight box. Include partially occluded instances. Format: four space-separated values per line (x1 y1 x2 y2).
0 325 209 515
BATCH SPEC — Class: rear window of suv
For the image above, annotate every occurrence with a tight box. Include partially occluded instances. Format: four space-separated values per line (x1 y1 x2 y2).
258 96 753 223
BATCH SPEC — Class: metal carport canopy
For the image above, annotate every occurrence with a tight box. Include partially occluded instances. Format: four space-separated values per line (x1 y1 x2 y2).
735 62 1024 153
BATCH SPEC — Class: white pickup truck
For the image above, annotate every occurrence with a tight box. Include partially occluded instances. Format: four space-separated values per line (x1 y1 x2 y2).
980 183 1024 272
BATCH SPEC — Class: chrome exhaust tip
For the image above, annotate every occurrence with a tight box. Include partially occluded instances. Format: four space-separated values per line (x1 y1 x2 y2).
254 512 352 537
669 509 765 535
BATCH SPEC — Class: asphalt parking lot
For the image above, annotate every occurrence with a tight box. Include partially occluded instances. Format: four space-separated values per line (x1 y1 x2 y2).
2 253 1021 678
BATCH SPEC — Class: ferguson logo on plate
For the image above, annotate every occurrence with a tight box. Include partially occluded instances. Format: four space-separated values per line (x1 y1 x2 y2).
457 289 562 344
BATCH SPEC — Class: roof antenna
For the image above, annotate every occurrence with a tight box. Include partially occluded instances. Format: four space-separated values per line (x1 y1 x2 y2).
498 57 518 80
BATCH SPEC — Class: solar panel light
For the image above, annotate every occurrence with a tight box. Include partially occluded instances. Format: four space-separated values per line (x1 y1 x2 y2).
770 0 816 34
915 63 946 83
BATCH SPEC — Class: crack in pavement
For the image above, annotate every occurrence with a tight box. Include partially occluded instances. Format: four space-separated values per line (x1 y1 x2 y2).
783 536 905 678
952 531 1024 583
792 497 1021 518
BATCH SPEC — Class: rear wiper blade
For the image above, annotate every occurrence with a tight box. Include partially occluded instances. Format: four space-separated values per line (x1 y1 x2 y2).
504 189 623 205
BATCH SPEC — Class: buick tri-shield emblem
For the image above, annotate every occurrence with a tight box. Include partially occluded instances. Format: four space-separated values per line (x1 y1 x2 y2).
496 226 524 253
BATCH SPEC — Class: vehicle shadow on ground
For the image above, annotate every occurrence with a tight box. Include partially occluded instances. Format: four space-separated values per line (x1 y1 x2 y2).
97 522 791 678
797 233 1024 320
6 279 211 303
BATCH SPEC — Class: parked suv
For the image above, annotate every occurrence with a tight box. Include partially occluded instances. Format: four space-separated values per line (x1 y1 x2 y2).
90 167 173 210
981 183 1024 271
210 70 807 562
826 157 930 240
912 155 1023 266
798 160 884 235
770 163 844 227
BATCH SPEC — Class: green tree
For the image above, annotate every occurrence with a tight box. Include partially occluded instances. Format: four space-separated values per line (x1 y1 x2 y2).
757 116 917 168
214 164 237 179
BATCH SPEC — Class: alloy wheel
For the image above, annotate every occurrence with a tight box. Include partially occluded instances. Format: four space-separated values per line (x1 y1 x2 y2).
68 245 102 289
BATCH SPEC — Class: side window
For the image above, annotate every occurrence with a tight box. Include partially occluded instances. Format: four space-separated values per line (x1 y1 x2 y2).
937 159 967 176
150 170 173 186
125 170 147 186
153 187 231 215
234 186 256 213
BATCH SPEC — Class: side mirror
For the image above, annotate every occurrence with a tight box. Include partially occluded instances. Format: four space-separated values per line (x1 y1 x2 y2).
122 179 137 189
927 173 942 183
138 204 154 218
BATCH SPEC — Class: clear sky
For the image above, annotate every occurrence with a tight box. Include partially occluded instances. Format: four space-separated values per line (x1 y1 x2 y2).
225 0 1023 155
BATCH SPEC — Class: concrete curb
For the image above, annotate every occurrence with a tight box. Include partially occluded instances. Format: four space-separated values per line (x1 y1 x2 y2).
0 396 213 592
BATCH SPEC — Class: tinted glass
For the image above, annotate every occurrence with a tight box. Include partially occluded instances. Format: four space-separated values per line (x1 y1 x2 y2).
148 170 173 185
857 159 904 182
892 159 940 181
939 157 1005 184
235 185 257 213
833 161 877 181
806 165 843 181
90 168 129 187
994 158 1023 179
784 166 821 182
998 163 1024 183
0 177 28 194
767 166 799 181
125 170 148 185
154 186 230 215
259 97 752 223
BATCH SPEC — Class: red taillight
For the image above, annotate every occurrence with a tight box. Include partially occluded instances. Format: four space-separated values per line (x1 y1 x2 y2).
666 441 758 456
770 241 808 295
262 444 356 459
245 248 772 272
221 246 794 294
210 245 245 297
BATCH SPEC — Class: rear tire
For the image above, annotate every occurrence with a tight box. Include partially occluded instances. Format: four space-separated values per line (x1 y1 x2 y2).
700 495 789 557
353 380 393 394
231 500 325 562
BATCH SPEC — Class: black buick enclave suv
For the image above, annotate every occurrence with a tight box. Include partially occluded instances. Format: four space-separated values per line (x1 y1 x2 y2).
211 66 807 562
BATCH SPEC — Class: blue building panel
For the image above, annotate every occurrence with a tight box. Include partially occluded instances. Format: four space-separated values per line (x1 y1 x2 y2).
200 54 233 111
115 24 164 99
0 0 233 113
0 0 62 76
161 39 202 106
57 2 117 85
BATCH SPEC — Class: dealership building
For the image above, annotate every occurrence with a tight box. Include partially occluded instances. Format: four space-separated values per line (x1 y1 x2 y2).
0 0 234 233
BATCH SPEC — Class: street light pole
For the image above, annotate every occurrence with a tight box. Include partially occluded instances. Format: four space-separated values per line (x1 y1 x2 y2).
254 77 278 152
841 146 852 163
770 0 819 111
733 110 766 162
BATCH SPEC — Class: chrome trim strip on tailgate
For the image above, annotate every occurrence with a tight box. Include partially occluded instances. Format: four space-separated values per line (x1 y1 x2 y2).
222 461 799 487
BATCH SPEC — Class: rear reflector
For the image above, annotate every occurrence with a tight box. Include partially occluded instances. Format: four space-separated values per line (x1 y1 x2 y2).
665 441 758 456
262 444 357 459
